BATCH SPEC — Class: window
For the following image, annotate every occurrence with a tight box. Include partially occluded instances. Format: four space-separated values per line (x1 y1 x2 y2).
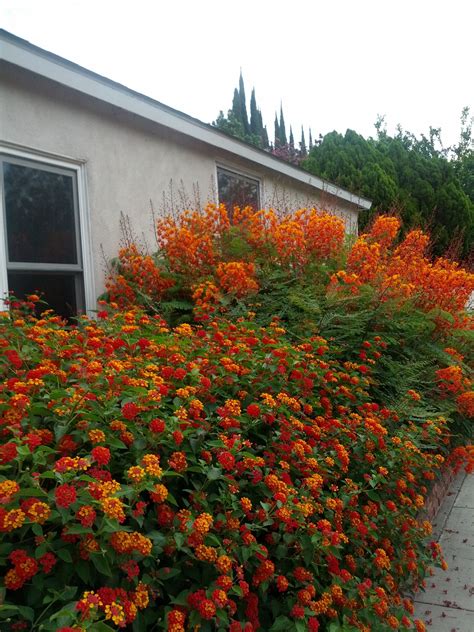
217 167 260 216
0 150 93 319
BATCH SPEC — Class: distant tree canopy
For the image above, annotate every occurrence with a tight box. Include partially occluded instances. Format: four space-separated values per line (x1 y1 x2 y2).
213 77 473 258
213 72 269 150
212 73 310 163
301 114 474 257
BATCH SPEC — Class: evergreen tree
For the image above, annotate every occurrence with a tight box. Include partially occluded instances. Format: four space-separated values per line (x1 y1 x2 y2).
279 105 287 146
452 107 474 203
301 126 474 257
309 129 313 151
274 113 281 148
239 72 250 136
289 126 294 149
213 110 245 140
262 125 269 150
231 88 242 129
300 126 307 157
250 88 260 137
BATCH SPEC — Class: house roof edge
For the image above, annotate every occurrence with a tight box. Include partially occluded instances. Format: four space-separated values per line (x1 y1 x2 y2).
0 29 372 211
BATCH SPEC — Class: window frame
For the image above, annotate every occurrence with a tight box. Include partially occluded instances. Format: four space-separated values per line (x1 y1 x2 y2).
215 164 262 212
0 144 96 315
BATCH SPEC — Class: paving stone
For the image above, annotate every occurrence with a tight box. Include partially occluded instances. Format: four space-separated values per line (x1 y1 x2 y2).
417 560 474 611
413 474 474 629
444 507 474 533
413 602 474 632
439 527 474 562
432 494 462 540
426 473 466 539
455 480 474 509
450 473 468 495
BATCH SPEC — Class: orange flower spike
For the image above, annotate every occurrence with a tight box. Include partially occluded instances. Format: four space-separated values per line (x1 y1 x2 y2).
368 215 401 248
216 261 259 297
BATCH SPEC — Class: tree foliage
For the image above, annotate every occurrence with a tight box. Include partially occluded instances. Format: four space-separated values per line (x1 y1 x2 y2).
213 74 308 161
301 113 474 257
213 74 268 149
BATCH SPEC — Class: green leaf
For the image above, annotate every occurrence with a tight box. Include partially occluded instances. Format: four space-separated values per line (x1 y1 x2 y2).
207 467 222 480
366 490 380 501
174 533 185 549
61 586 78 601
91 554 113 577
18 487 47 497
270 615 292 631
75 560 91 584
31 522 43 536
18 605 34 621
106 436 127 449
171 589 189 606
90 623 118 632
0 605 20 618
57 548 73 563
63 524 92 535
166 491 178 506
34 544 48 558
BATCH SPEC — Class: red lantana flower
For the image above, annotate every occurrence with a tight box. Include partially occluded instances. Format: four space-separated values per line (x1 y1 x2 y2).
55 484 77 509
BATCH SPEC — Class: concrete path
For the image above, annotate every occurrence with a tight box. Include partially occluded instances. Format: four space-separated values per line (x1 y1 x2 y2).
414 471 474 631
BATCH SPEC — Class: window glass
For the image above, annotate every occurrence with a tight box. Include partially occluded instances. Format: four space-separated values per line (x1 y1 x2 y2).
7 272 82 320
217 168 260 214
3 162 78 264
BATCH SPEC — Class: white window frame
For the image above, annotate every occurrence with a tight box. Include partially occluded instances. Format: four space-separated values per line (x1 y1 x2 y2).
215 163 262 211
0 143 96 315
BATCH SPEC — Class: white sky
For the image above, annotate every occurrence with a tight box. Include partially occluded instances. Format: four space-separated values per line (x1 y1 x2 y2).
1 0 473 148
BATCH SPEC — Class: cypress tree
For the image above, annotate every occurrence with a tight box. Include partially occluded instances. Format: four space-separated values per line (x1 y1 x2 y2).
250 88 260 137
262 125 269 150
309 128 313 151
274 113 281 148
239 72 250 136
232 88 242 128
300 126 307 157
289 126 294 149
279 104 287 146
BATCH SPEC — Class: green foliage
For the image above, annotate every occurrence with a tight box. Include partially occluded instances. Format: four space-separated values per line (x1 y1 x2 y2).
279 104 287 146
223 270 471 435
300 126 307 157
213 74 262 148
301 120 474 257
239 71 250 136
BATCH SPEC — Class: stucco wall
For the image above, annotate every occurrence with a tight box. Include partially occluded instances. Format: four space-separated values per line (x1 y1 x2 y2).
0 64 360 297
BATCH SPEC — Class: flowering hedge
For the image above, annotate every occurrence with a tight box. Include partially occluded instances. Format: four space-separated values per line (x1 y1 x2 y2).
106 207 474 433
1 206 473 631
0 303 472 632
106 207 474 329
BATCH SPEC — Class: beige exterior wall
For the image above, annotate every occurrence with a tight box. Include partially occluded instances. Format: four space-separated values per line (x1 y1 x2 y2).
0 64 360 299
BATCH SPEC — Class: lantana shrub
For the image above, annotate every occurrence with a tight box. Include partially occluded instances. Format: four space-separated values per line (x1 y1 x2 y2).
0 305 472 632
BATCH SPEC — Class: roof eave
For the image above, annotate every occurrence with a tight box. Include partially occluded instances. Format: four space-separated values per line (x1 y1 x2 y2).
0 30 372 211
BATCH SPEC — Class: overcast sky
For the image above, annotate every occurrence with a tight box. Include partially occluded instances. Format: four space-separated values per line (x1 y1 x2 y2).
2 0 473 148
